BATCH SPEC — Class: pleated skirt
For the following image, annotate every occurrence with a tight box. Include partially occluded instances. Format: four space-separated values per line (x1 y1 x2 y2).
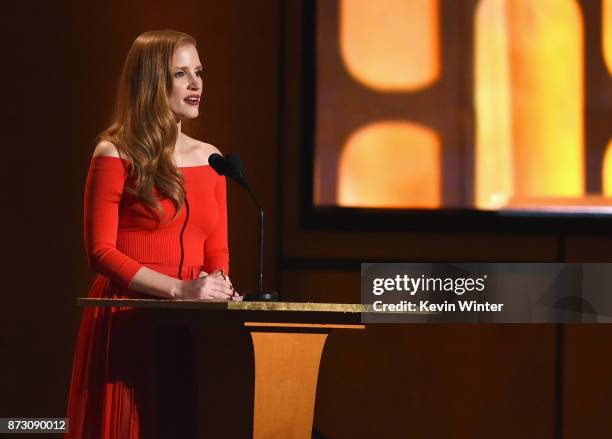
65 264 203 439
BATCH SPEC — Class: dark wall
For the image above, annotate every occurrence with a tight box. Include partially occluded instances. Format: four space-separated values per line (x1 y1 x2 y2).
6 1 612 438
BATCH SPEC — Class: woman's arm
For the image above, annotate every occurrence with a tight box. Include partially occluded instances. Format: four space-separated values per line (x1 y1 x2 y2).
202 173 230 274
126 266 182 299
85 143 145 288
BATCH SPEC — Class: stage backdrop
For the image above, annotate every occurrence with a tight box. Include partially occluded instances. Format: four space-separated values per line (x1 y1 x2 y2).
314 0 612 214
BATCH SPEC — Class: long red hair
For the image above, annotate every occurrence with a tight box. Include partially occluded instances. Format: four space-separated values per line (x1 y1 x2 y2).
97 29 197 222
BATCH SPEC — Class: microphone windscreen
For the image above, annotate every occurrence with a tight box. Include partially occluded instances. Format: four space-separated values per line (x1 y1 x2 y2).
208 153 226 176
225 154 245 178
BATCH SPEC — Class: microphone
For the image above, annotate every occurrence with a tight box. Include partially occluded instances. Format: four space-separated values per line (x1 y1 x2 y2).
208 153 279 302
208 153 227 176
209 153 249 188
225 154 246 187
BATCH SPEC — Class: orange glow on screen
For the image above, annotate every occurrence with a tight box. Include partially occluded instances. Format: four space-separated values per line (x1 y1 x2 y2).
603 140 612 195
338 122 440 208
340 0 439 91
605 0 612 197
475 0 513 208
475 0 584 209
605 0 612 75
317 0 610 211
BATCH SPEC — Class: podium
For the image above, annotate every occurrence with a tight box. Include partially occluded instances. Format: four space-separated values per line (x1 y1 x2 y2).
78 298 366 439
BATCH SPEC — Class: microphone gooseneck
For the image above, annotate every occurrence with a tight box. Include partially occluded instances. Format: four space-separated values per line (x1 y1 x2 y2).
208 153 278 301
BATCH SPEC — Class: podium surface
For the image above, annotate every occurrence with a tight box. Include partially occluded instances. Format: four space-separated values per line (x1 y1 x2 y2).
78 298 366 439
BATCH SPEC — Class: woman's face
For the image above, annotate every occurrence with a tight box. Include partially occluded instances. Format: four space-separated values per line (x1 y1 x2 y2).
169 44 203 121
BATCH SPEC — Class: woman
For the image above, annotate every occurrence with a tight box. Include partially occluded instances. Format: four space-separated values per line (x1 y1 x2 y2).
66 30 240 438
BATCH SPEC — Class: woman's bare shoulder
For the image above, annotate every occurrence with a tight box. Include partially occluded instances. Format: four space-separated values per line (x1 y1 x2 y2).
196 140 222 157
183 135 223 162
92 140 120 158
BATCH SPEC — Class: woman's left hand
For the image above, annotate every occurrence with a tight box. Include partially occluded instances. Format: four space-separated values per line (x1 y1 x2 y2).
199 270 242 301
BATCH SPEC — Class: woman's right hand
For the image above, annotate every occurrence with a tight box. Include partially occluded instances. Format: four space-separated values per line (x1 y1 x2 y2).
176 270 235 301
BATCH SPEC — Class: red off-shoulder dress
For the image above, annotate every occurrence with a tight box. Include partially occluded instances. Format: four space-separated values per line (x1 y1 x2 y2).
65 156 229 438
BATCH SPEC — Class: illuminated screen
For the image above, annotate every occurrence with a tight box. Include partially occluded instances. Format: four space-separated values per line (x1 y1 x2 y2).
314 0 612 215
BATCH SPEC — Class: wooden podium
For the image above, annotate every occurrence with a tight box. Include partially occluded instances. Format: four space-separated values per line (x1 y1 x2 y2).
78 298 366 439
